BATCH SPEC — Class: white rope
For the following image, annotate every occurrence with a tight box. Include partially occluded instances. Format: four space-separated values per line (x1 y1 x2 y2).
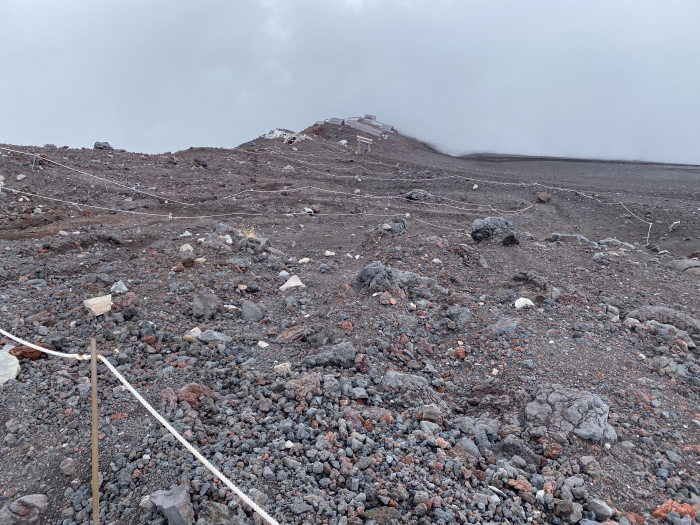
263 150 655 240
1 146 194 207
1 151 529 216
1 143 654 241
4 183 648 244
0 327 90 360
0 327 280 525
98 356 280 525
2 187 491 223
620 202 653 245
219 185 525 215
4 188 181 218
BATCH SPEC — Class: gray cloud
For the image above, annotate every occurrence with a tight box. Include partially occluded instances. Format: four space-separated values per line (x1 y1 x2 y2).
2 0 700 164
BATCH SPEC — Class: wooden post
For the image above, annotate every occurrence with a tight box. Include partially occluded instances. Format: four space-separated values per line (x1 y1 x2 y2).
90 338 101 525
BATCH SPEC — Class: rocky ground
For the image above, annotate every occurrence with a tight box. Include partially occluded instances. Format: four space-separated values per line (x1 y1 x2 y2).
1 122 700 525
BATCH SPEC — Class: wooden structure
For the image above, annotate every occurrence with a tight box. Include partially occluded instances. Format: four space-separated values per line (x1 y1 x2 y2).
355 136 373 154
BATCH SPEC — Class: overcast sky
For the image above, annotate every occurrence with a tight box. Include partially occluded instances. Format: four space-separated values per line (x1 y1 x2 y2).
2 0 700 164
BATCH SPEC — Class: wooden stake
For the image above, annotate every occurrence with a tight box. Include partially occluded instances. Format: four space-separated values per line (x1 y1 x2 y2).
90 338 101 525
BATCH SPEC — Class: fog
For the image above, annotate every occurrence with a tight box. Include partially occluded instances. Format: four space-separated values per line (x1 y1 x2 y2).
2 0 700 164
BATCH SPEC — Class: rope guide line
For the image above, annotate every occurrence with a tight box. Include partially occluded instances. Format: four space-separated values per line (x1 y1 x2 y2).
0 328 90 360
1 146 194 207
264 149 656 241
2 143 654 242
3 187 510 226
219 185 526 215
238 136 656 242
2 148 534 218
0 327 280 525
2 145 531 216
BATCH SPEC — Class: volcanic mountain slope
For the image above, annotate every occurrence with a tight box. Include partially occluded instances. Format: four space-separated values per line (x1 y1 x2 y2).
0 120 699 525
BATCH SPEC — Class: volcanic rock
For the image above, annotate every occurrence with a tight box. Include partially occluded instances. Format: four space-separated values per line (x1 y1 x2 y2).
192 290 221 320
305 342 357 368
0 494 48 524
352 261 447 296
471 216 517 243
149 485 194 525
525 383 617 442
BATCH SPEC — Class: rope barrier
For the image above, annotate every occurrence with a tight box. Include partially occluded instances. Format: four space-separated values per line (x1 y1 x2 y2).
267 148 628 201
0 327 280 525
98 357 280 525
2 187 501 224
0 327 90 360
2 175 652 244
219 185 525 215
260 149 656 242
4 182 542 236
1 146 194 207
266 146 648 200
620 202 653 245
226 147 657 242
1 145 531 216
1 141 654 242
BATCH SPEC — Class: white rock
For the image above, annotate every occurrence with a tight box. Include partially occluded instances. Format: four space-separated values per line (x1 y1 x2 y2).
298 258 310 264
274 362 291 375
472 184 478 190
258 341 269 348
183 327 201 342
179 231 192 237
180 243 194 253
324 250 335 257
279 275 305 291
0 351 20 385
536 489 545 504
58 231 69 236
223 234 233 244
110 281 128 294
84 295 112 316
16 174 26 181
514 297 535 310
